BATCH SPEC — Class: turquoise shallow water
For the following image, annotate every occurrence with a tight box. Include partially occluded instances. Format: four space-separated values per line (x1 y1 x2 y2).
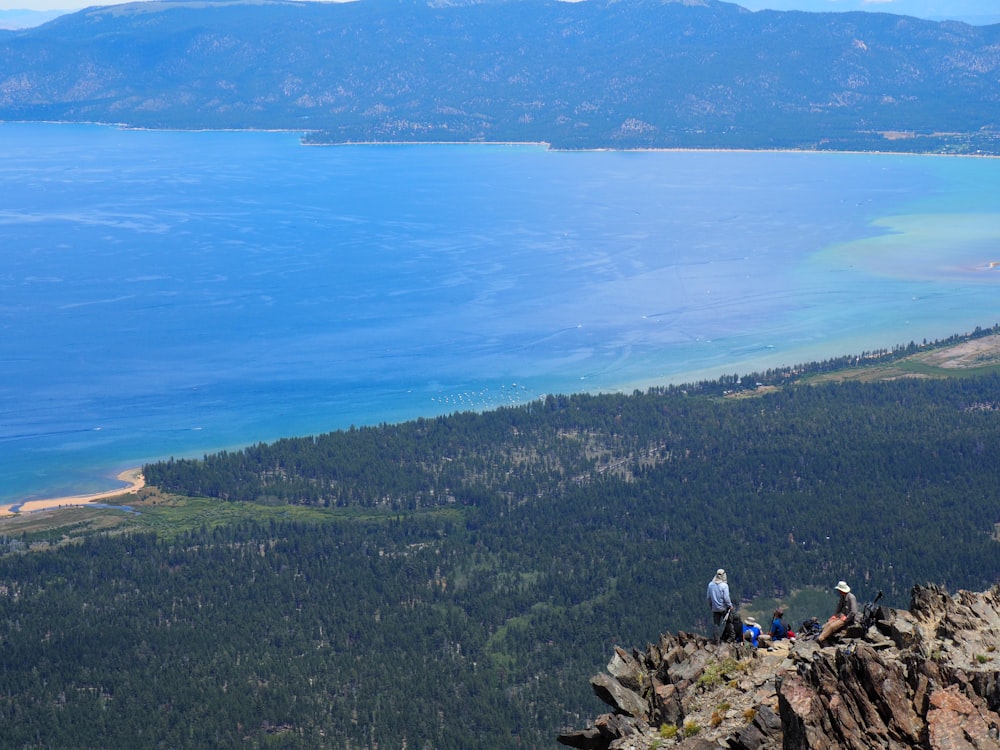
1 124 999 502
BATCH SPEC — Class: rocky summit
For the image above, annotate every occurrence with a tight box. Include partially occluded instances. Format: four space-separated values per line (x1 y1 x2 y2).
558 584 1000 750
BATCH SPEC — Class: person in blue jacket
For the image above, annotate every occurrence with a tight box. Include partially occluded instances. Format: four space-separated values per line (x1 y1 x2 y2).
770 608 795 642
742 616 762 648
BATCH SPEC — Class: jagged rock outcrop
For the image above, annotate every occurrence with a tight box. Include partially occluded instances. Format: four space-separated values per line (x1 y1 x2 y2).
558 584 1000 750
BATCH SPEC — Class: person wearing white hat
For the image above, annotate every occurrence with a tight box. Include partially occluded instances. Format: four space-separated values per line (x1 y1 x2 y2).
818 580 858 645
742 616 762 648
707 568 734 643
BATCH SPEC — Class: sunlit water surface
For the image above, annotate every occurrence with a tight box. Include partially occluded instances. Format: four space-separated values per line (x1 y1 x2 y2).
2 124 998 502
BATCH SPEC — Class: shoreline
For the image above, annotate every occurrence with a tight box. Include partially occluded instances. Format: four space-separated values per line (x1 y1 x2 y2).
7 329 1000 512
6 122 997 159
0 468 146 517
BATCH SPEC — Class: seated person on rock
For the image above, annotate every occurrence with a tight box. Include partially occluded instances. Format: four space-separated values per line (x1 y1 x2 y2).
817 580 858 645
769 608 795 642
742 616 762 648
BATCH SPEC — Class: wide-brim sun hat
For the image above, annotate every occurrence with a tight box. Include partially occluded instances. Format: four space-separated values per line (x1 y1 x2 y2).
744 617 758 627
835 581 851 593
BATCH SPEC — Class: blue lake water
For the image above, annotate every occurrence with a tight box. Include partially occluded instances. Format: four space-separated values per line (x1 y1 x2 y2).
2 123 999 503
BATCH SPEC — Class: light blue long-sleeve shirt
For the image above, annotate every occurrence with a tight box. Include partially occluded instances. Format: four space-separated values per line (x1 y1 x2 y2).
707 580 732 613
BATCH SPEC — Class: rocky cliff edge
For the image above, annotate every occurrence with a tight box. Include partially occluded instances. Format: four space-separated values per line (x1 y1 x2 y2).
558 584 1000 750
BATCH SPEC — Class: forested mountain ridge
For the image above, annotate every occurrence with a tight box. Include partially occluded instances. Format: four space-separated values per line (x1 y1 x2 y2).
2 0 1000 151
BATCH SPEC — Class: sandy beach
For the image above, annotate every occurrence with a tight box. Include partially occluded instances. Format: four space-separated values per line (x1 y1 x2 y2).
0 468 145 517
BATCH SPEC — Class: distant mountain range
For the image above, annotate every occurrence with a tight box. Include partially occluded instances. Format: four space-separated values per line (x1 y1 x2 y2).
737 0 1000 26
1 0 999 151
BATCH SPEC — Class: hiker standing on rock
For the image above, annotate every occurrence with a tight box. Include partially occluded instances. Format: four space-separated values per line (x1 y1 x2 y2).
817 580 858 645
707 568 733 643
